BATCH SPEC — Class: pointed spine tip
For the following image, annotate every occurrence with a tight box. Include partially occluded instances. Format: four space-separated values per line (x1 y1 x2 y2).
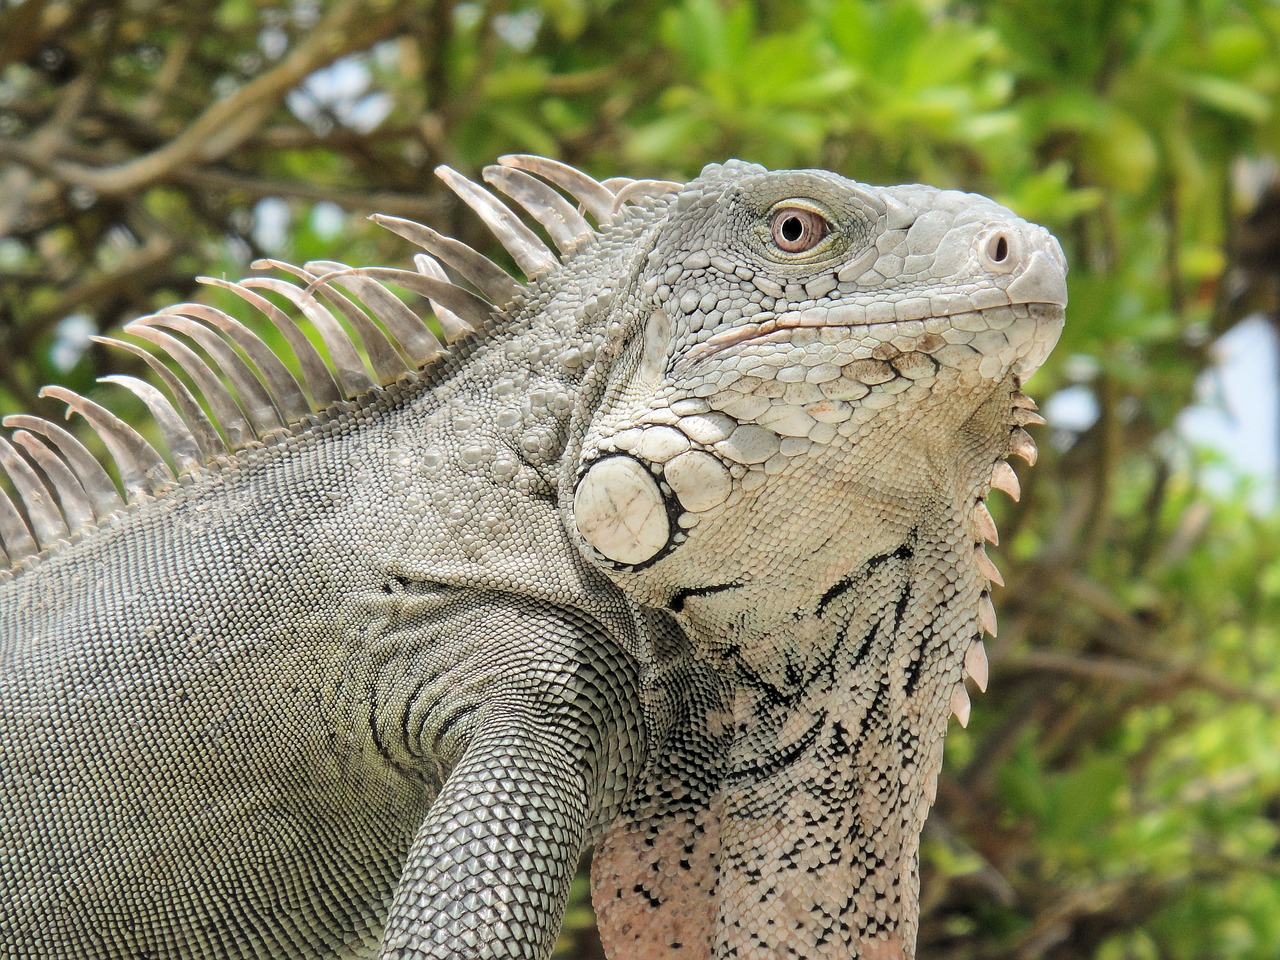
978 592 998 637
965 640 990 693
974 500 999 545
950 683 972 728
974 546 1004 587
991 460 1021 501
1013 407 1047 427
1010 427 1038 466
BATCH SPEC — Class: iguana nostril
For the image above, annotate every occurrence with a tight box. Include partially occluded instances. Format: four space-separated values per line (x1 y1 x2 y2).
980 229 1021 273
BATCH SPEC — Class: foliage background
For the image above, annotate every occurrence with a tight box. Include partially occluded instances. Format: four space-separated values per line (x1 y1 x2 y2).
2 0 1280 957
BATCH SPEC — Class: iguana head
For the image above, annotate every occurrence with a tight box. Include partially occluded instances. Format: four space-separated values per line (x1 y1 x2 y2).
569 162 1065 632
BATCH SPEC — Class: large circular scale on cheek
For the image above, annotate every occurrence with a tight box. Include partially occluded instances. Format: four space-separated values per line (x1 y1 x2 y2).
573 455 672 566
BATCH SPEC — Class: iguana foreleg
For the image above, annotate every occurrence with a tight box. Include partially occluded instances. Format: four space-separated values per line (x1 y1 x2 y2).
374 598 645 960
383 721 591 958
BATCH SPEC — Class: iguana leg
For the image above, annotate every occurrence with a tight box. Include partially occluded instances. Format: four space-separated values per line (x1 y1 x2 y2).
365 594 645 960
381 721 590 959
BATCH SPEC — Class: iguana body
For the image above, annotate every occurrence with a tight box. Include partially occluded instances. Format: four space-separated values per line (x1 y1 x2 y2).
0 157 1065 959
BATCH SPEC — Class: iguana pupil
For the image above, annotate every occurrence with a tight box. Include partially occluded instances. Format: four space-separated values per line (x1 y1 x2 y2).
769 205 828 252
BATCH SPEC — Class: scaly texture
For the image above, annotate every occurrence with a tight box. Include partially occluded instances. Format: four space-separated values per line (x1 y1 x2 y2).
0 157 1065 959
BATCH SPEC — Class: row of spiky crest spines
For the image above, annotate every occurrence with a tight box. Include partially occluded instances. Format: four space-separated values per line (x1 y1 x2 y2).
0 155 683 575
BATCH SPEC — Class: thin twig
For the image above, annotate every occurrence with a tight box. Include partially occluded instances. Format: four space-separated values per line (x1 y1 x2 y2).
171 168 448 221
1006 649 1280 709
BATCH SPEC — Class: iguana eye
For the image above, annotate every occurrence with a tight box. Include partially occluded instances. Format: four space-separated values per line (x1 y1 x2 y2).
770 207 828 253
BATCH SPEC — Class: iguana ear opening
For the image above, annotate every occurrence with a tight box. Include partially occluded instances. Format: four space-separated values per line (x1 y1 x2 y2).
600 308 673 412
638 308 671 385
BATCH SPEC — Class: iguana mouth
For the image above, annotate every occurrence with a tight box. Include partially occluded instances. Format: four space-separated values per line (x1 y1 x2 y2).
689 244 1067 363
688 300 1065 363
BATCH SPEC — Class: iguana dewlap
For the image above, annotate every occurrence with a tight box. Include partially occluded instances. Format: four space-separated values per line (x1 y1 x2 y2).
0 157 1065 959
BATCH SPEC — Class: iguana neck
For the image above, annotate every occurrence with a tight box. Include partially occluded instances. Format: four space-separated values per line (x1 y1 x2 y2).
681 503 982 959
640 391 998 960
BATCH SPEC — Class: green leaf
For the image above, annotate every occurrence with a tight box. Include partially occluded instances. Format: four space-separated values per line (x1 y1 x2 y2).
1179 73 1273 121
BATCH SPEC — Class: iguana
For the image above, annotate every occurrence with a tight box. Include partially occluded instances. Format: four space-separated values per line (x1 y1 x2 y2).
0 155 1065 959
